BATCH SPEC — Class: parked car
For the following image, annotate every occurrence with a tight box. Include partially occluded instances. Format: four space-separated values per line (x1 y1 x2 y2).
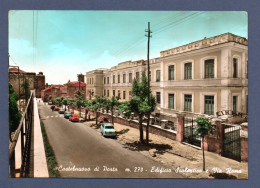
69 114 80 122
48 101 53 105
54 106 60 111
64 111 71 119
101 123 116 137
59 108 65 114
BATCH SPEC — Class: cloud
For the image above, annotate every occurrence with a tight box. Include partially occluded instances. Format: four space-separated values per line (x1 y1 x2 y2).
9 38 34 56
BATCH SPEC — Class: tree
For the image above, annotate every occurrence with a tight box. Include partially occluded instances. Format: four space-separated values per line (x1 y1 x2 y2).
118 71 156 143
86 96 104 125
106 96 120 125
23 80 30 102
9 83 21 138
194 117 213 171
53 97 65 107
75 91 86 117
61 97 69 111
67 98 76 114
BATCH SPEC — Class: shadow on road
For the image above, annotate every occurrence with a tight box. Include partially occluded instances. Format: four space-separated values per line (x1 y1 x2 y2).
123 141 172 155
209 173 237 179
90 123 100 129
116 128 130 135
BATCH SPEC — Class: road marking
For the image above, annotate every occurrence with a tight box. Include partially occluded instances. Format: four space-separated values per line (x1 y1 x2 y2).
60 115 63 117
55 115 58 117
51 116 53 117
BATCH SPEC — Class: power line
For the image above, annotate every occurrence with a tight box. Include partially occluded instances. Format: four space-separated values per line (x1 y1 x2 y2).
111 12 203 60
9 54 18 66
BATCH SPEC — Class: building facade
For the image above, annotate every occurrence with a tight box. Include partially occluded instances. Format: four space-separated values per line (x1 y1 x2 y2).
41 81 86 101
85 33 248 122
9 68 46 98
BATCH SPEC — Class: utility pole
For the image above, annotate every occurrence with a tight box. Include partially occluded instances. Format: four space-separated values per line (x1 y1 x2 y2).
145 22 152 144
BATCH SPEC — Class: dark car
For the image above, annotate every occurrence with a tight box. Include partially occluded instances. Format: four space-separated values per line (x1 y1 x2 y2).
59 108 65 114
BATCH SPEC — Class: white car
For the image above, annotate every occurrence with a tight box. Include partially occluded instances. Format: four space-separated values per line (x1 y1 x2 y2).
101 123 116 137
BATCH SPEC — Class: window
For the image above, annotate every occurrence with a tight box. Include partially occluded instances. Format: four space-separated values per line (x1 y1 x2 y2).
204 96 214 115
107 90 109 97
118 90 121 99
129 73 132 83
205 59 214 78
168 94 174 109
156 70 161 82
149 71 151 81
136 72 140 82
123 91 126 99
233 96 237 112
156 92 161 104
104 90 106 96
184 95 192 112
107 77 109 84
168 65 175 80
113 90 115 97
104 77 106 84
123 74 126 83
129 91 132 99
118 75 120 83
113 75 115 83
233 58 238 78
184 63 192 80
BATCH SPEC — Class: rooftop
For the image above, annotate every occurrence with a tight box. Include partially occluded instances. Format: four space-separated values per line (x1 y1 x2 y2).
160 33 248 58
66 81 86 87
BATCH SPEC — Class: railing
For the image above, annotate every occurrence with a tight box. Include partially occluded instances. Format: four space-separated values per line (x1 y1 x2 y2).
9 92 34 177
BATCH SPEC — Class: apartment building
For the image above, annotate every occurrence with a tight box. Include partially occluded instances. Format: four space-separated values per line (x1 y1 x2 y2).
86 33 248 121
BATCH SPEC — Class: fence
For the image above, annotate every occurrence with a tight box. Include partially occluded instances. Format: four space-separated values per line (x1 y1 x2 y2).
183 117 201 147
9 92 34 177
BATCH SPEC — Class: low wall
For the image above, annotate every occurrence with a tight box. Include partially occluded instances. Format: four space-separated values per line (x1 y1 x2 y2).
100 113 177 141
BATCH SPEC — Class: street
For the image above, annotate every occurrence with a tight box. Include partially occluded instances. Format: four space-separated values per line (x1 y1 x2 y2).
38 102 184 178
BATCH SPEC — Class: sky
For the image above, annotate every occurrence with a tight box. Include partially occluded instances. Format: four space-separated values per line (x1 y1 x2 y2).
8 11 248 84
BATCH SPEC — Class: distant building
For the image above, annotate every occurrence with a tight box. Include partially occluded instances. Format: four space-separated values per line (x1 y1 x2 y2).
41 81 86 101
9 68 46 98
41 85 64 102
65 81 86 98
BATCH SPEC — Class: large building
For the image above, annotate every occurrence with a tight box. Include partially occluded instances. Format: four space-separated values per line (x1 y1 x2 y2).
85 33 248 123
9 68 46 98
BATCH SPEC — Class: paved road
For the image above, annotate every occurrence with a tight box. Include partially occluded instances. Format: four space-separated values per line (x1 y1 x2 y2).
38 102 184 178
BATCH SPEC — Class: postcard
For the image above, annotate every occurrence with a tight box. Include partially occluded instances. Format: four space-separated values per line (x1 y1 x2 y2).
8 10 248 179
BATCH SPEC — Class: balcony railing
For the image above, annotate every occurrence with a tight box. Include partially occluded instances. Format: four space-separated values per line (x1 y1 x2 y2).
9 92 34 177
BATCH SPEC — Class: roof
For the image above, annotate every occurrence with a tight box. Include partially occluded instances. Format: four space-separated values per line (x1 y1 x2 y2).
160 33 248 58
9 68 26 73
66 82 86 87
42 85 64 92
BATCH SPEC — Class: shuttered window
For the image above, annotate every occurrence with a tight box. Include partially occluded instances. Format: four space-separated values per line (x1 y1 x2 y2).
184 63 192 80
168 94 174 109
205 96 214 115
168 65 175 80
184 95 192 112
205 59 214 78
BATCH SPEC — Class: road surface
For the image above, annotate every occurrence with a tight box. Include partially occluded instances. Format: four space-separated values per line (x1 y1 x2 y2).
38 102 184 178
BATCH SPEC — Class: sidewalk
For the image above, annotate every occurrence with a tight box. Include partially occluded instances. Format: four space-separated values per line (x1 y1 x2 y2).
83 119 248 179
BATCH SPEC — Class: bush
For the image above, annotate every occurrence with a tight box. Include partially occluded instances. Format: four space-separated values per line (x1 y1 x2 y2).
9 83 21 133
